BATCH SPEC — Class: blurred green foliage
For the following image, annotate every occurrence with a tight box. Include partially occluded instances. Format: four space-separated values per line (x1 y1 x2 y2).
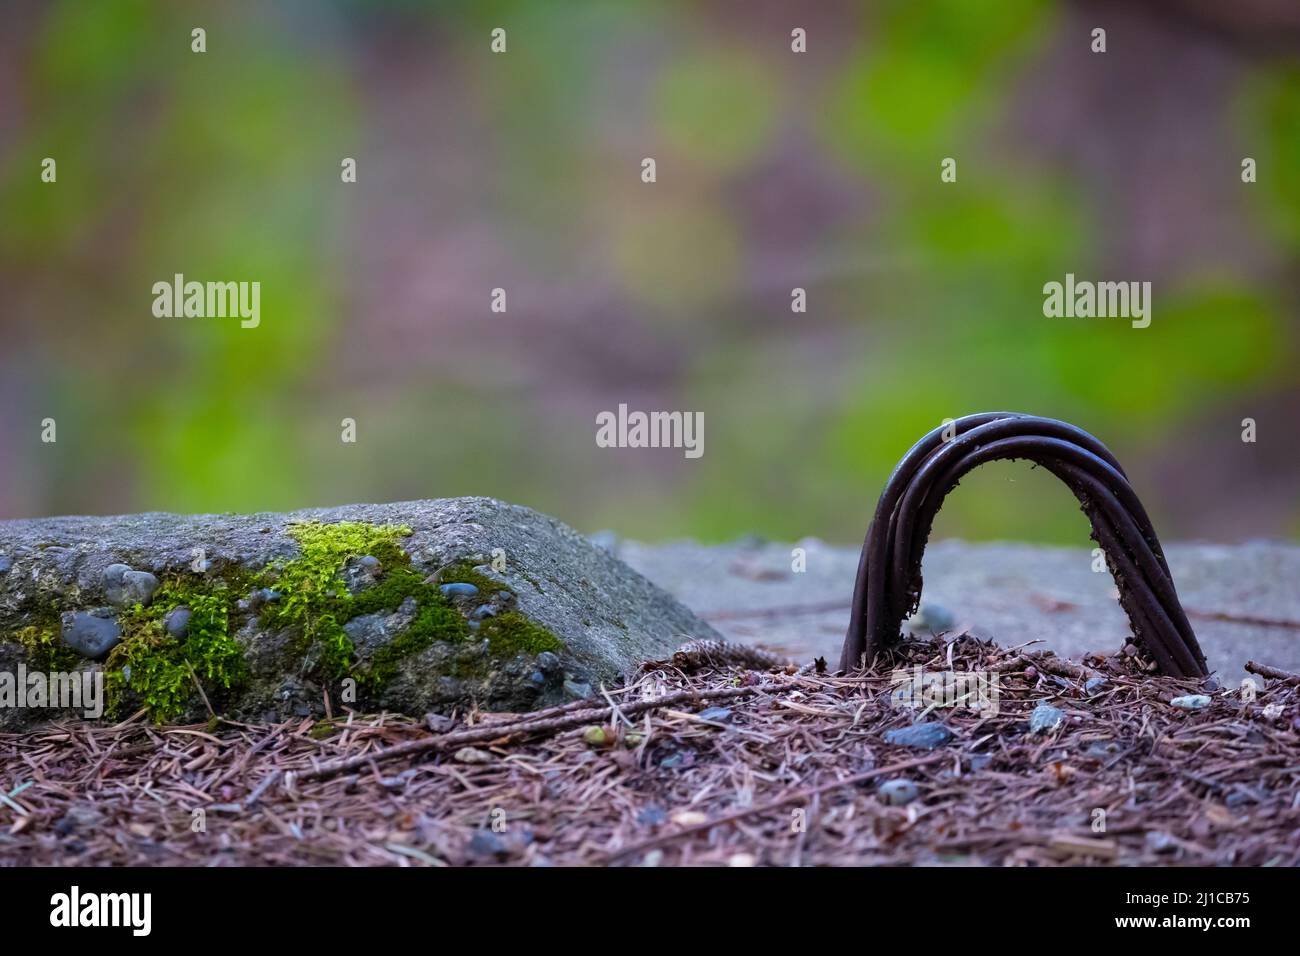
1 0 1295 544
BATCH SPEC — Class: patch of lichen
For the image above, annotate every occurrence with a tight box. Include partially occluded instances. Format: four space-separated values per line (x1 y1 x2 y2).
480 611 563 657
104 579 246 723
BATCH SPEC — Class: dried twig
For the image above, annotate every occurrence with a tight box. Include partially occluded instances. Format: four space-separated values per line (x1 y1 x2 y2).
296 684 769 782
1245 660 1300 686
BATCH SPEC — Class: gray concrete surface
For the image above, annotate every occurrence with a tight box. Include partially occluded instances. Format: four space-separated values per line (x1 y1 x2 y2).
615 537 1300 684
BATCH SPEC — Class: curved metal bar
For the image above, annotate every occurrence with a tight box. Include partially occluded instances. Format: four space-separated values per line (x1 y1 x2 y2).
844 412 1136 669
901 436 1203 676
844 412 1012 672
839 413 1208 678
886 419 1157 618
895 434 1186 637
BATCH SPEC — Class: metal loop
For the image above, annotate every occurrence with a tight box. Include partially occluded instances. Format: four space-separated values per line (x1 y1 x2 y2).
839 413 1208 678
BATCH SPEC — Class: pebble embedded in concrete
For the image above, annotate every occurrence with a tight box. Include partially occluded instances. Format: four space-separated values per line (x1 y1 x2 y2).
163 606 191 638
439 582 479 599
60 609 122 660
103 563 159 608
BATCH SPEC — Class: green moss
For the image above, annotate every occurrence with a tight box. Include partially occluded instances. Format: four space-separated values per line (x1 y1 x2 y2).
13 619 81 672
356 598 467 689
480 611 563 656
433 561 509 594
9 519 563 724
256 521 413 678
104 578 246 723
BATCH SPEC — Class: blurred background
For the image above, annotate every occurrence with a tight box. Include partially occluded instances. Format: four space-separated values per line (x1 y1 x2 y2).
1 0 1297 545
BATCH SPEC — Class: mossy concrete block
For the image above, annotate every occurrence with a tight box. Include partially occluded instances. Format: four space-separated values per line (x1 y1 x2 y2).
0 498 717 728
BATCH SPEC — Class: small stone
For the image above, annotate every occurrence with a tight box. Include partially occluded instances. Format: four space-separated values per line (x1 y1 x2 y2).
471 604 497 620
883 721 953 750
60 609 122 660
102 563 131 602
1145 830 1177 854
103 564 159 607
439 582 480 599
659 751 694 770
697 707 732 722
0 555 12 575
1170 694 1212 710
1123 643 1139 657
1029 703 1066 734
528 670 546 686
425 713 455 733
341 555 383 594
637 805 667 827
670 809 708 826
247 588 282 610
877 779 920 806
453 747 494 764
53 805 103 836
564 678 593 700
467 830 508 859
1083 677 1108 695
1084 739 1123 759
536 651 560 671
906 603 955 634
163 606 191 638
1201 675 1222 693
344 597 418 652
968 753 993 771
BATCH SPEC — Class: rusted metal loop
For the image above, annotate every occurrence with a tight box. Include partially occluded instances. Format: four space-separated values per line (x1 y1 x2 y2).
900 436 1201 676
839 413 1209 678
843 412 1133 671
891 432 1176 624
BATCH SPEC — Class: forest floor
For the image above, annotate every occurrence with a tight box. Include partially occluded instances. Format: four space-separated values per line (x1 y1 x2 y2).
2 634 1298 866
